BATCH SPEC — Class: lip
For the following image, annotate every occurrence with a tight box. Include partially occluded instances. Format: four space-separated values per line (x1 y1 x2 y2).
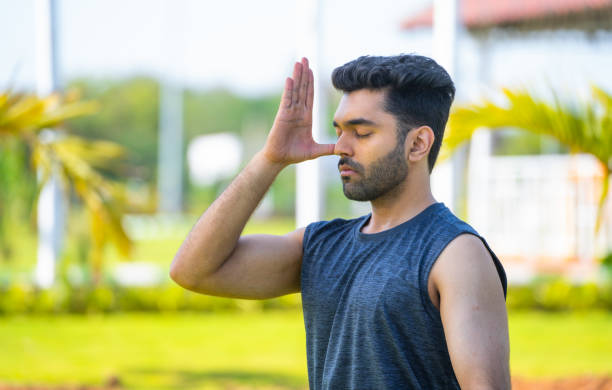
339 165 357 176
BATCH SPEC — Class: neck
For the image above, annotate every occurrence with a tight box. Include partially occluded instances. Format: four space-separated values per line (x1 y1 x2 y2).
362 167 436 234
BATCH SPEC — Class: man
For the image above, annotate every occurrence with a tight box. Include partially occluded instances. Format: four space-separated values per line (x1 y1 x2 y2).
170 55 510 389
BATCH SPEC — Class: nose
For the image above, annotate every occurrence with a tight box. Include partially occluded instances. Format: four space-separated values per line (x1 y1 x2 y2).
334 133 353 157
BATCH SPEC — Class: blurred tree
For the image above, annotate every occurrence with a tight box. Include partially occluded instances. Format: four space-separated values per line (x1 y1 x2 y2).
490 129 568 156
65 79 285 212
441 86 612 231
0 138 37 259
0 90 137 282
63 77 350 216
66 77 159 182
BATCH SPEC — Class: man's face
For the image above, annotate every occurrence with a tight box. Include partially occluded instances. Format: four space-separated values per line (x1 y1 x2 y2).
333 89 409 201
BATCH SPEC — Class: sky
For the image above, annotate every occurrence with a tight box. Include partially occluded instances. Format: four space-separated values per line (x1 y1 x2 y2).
0 0 431 95
2 0 612 100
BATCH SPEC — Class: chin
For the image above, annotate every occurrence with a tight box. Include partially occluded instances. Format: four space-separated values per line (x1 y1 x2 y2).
342 184 370 202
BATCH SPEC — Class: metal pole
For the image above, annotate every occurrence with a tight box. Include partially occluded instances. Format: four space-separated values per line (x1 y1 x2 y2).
295 0 325 227
34 0 65 288
433 0 466 217
157 83 184 214
157 2 184 214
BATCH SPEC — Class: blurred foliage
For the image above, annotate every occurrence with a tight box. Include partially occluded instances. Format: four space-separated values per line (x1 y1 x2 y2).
65 77 282 180
601 251 612 268
505 275 612 312
0 138 38 259
0 278 302 315
442 86 612 231
64 77 346 215
491 129 569 156
0 89 144 281
0 274 610 315
600 252 612 284
65 77 160 181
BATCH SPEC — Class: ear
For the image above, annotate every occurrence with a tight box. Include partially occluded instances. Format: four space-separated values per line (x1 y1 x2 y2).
405 126 435 164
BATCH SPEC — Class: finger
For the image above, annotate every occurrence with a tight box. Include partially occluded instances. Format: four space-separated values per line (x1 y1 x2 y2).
300 58 310 106
311 143 336 158
281 77 293 108
306 68 314 109
292 62 303 106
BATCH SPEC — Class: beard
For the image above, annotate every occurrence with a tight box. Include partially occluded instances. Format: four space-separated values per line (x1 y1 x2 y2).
339 139 408 201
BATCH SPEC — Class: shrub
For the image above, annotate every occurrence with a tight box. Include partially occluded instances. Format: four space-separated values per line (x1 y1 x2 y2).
567 282 602 311
0 276 607 315
534 277 573 310
31 286 69 314
505 285 536 311
0 283 35 314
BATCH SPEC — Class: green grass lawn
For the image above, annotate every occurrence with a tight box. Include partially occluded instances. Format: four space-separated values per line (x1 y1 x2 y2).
508 310 612 377
0 310 308 390
1 309 611 389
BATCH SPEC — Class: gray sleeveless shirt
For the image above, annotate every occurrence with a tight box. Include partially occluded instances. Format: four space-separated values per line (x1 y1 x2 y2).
301 202 507 390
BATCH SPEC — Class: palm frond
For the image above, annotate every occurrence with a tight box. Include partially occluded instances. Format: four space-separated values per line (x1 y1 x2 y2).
1 89 135 282
442 86 612 233
45 138 134 261
54 136 127 170
0 92 98 137
442 87 611 164
591 85 612 168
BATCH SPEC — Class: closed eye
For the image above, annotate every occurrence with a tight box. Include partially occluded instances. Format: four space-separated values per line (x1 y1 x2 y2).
356 132 372 138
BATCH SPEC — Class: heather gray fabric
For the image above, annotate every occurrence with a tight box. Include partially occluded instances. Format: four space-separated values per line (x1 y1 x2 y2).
300 202 507 390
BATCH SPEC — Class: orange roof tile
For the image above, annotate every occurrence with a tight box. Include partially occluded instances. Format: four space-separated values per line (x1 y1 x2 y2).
401 0 612 29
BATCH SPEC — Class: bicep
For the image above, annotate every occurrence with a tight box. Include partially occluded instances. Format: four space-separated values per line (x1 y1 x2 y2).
200 228 305 300
432 234 510 390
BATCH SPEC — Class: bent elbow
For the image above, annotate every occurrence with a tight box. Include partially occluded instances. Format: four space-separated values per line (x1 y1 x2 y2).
169 255 217 294
169 257 193 289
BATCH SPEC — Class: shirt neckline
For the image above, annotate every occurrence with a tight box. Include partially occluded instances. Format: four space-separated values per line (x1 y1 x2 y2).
354 202 444 242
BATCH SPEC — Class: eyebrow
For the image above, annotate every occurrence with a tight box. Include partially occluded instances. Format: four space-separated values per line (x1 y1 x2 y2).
332 118 378 128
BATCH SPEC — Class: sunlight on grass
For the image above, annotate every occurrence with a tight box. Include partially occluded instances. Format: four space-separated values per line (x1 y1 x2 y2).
1 310 611 389
0 310 307 390
509 310 612 377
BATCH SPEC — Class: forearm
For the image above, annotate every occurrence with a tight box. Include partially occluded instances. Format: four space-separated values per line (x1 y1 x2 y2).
170 151 285 286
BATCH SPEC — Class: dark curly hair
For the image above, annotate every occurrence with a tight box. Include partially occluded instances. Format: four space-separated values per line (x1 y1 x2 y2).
331 54 455 172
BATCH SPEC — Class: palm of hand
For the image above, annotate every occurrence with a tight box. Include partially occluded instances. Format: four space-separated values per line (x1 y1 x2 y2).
263 58 334 165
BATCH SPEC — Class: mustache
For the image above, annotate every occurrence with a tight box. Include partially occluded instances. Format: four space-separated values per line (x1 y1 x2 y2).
338 157 364 173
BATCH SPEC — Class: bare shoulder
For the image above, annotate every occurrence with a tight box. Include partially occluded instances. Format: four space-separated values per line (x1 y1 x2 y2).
430 233 504 303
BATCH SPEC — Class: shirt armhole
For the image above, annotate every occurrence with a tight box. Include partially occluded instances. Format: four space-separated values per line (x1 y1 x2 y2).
420 231 508 321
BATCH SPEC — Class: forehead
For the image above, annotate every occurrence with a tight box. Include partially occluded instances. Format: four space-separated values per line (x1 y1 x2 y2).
333 89 394 124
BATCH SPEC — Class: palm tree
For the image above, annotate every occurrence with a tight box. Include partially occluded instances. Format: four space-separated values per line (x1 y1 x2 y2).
0 89 135 282
440 86 612 232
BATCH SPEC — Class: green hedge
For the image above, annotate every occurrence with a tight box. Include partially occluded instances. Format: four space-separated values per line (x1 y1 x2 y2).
506 276 612 311
0 282 302 315
0 276 611 315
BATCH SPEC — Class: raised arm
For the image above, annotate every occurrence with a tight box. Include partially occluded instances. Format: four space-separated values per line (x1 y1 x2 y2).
169 58 335 299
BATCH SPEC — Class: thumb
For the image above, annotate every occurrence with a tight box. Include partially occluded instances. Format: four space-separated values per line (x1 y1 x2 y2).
311 143 336 159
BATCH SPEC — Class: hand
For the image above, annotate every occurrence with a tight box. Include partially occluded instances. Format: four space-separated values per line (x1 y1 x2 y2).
262 57 335 166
